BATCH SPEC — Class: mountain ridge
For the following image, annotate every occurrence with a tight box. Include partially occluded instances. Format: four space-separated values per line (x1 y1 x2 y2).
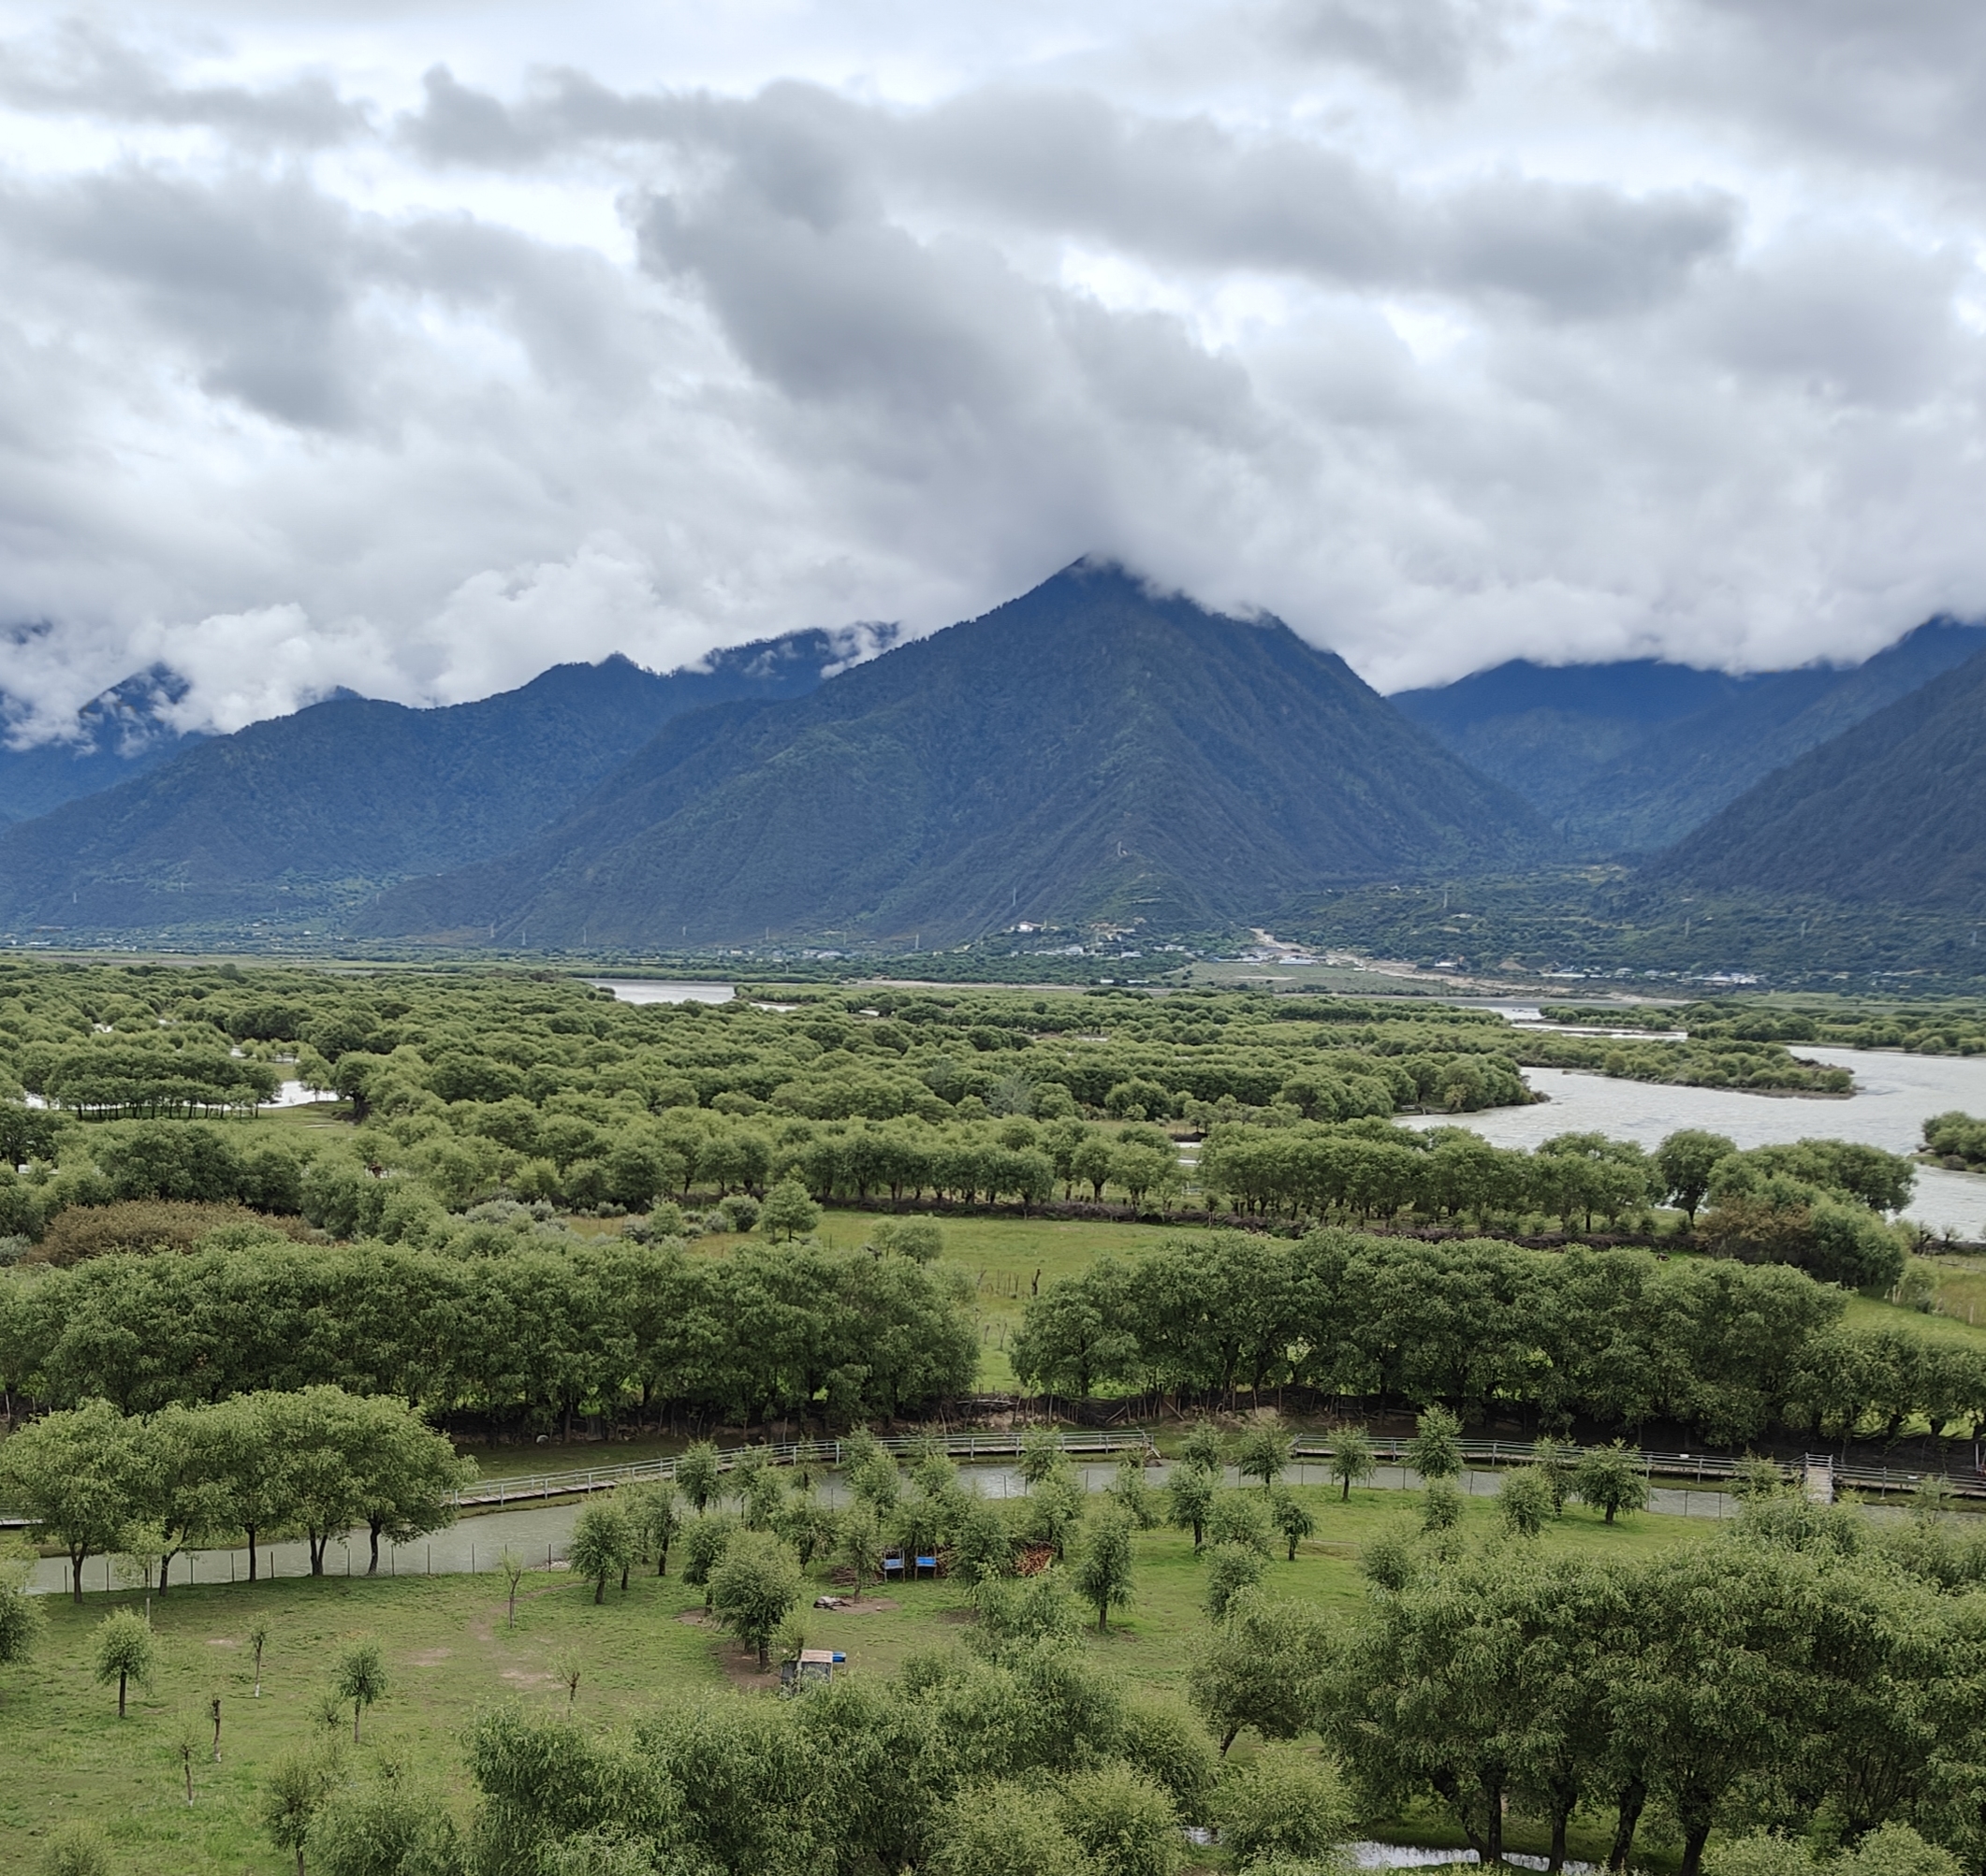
1649 644 1986 911
1393 618 1986 851
0 632 864 934
355 561 1555 947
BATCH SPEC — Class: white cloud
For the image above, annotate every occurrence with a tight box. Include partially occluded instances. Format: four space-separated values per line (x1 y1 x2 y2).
0 0 1983 732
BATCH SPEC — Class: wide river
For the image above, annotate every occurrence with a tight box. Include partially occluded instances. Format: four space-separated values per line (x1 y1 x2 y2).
1406 1039 1986 1238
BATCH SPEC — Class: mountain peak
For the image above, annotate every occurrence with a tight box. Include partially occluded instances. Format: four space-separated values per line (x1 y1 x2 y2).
357 561 1552 948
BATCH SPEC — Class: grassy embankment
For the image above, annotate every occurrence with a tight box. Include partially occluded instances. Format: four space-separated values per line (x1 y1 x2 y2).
0 1485 1704 1875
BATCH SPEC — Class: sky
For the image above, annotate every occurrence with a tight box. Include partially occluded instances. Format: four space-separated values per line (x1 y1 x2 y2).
3 0 1986 740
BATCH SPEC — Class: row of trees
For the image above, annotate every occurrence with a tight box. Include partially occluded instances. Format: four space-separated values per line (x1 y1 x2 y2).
0 1388 471 1597
1011 1230 1982 1443
0 1236 979 1427
1305 1504 1986 1876
1199 1125 1911 1287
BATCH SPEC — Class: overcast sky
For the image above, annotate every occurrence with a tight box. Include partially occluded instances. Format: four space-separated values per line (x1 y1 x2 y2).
3 0 1985 738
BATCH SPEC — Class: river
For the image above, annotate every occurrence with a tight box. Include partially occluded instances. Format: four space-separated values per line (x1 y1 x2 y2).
1403 1044 1986 1237
583 979 736 1005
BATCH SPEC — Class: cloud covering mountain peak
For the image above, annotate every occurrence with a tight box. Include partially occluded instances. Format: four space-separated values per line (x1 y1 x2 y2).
1 0 1983 737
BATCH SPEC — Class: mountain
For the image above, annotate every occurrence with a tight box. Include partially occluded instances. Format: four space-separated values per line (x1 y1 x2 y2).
0 631 864 934
1650 644 1986 910
1392 618 1986 851
355 561 1555 948
0 666 205 823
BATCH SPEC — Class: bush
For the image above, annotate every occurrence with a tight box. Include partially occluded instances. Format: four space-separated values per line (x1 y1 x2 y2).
32 1200 313 1264
928 1780 1086 1876
40 1822 114 1876
1497 1465 1557 1538
1204 1543 1268 1622
1212 1745 1353 1867
1057 1763 1181 1876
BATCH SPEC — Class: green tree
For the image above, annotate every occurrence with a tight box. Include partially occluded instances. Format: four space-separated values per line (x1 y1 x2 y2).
1207 1491 1275 1557
1018 1424 1070 1487
1057 1763 1181 1876
1328 1427 1378 1502
1213 1744 1353 1867
1659 1130 1737 1225
568 1504 635 1605
1204 1542 1268 1622
825 1498 880 1596
333 1640 387 1744
679 1511 741 1612
1406 1405 1464 1483
350 1398 475 1576
94 1607 155 1717
1167 1464 1219 1550
1109 1456 1161 1529
0 1398 141 1601
1190 1589 1335 1753
622 1480 683 1578
1574 1442 1649 1525
709 1530 804 1668
1423 1479 1465 1533
262 1749 340 1876
1234 1424 1294 1492
1027 1472 1088 1562
309 1776 465 1876
929 1779 1086 1876
1499 1466 1558 1538
1180 1420 1227 1474
1270 1490 1316 1561
0 1563 41 1671
676 1441 723 1515
759 1178 820 1243
1071 1505 1136 1633
498 1549 527 1632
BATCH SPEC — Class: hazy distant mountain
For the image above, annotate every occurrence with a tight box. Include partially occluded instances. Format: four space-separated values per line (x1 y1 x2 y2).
1393 618 1986 851
0 632 861 933
1650 645 1986 910
0 666 204 823
357 561 1555 947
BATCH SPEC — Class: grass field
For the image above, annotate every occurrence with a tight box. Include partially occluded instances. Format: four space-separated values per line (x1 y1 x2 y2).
1 1484 1707 1874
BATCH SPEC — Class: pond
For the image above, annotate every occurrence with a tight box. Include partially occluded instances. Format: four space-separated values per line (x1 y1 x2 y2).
582 979 735 1005
1406 1046 1986 1237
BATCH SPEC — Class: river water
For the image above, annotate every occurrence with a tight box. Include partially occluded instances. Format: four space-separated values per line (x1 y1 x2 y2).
583 979 736 1005
1403 1046 1986 1239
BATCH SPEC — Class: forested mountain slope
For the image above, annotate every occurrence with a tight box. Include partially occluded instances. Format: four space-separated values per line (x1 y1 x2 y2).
357 561 1554 947
1649 644 1986 909
0 633 856 933
1393 618 1986 852
0 665 205 823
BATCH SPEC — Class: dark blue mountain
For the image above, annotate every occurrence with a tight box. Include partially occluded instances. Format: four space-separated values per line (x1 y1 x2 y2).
0 666 204 823
1652 643 1986 910
1393 618 1986 851
355 561 1555 947
0 630 866 934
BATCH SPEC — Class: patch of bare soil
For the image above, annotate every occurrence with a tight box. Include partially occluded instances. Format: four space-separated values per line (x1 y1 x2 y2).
408 1649 452 1666
718 1649 781 1694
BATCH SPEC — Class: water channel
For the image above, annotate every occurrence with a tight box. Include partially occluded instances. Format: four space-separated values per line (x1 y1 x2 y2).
1403 1041 1986 1238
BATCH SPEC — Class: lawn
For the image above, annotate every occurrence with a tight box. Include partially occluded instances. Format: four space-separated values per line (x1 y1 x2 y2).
0 1485 1707 1873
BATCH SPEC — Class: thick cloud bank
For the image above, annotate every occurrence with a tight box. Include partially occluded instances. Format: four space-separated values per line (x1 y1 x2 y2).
2 0 1985 736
